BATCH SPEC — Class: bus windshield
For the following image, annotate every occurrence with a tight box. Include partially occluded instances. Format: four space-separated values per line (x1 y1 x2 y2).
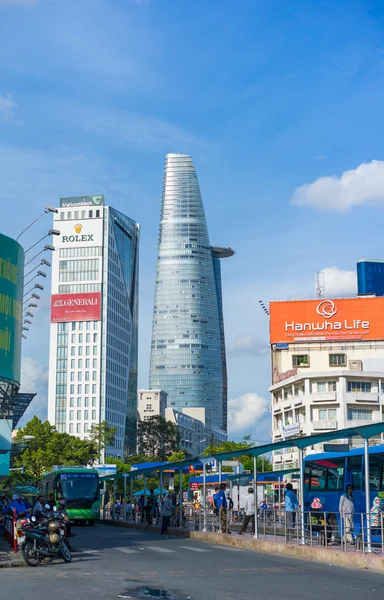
59 473 100 501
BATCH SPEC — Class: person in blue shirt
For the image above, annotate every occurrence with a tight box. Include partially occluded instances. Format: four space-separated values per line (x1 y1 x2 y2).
20 495 31 510
215 484 228 533
7 495 28 516
284 483 298 540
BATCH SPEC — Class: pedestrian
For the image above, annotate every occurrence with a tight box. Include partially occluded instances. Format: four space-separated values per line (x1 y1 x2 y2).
161 492 174 535
215 484 228 533
47 493 56 510
339 484 355 544
370 497 383 533
145 489 157 526
284 483 298 540
20 495 31 510
239 487 255 535
138 495 145 523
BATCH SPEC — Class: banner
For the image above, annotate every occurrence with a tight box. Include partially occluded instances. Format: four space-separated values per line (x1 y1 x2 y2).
270 297 384 343
51 292 101 322
0 234 24 385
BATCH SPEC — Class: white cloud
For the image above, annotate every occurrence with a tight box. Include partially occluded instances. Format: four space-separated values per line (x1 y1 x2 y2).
291 160 384 211
18 357 49 426
228 393 269 436
320 266 357 297
231 334 269 356
0 93 17 121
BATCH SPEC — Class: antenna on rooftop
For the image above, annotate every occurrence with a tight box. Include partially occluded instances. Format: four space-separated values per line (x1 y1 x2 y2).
259 300 270 316
316 270 325 298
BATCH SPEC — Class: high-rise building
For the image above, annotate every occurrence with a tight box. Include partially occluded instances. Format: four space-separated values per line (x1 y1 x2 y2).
149 153 233 433
357 259 384 296
48 196 139 459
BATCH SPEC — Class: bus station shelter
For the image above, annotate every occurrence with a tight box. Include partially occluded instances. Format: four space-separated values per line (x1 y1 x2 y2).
102 422 384 550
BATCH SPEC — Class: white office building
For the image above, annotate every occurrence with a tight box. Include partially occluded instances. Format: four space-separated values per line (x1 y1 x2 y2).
270 297 384 469
48 196 140 459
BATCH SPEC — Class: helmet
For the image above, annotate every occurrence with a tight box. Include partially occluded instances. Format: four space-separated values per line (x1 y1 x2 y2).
248 488 254 493
48 520 60 533
49 533 60 545
59 499 66 508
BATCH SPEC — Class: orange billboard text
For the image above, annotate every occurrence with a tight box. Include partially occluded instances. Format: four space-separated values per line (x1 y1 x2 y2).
270 297 384 344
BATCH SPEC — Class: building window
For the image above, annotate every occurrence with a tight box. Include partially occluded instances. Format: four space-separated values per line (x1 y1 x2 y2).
92 371 97 380
70 372 75 382
347 381 372 393
283 387 290 400
86 334 90 343
348 409 372 421
85 384 89 393
92 385 96 393
71 347 75 356
85 372 90 381
69 423 74 433
77 384 82 394
84 410 89 420
86 346 90 356
319 409 337 421
78 359 83 368
70 385 75 394
328 381 337 392
77 398 81 407
84 423 89 433
84 397 89 407
329 354 347 366
92 410 96 419
77 410 81 420
70 397 74 407
92 397 96 407
79 347 83 356
93 359 97 368
72 322 76 331
76 424 81 433
69 410 74 420
93 346 97 355
294 384 304 396
292 355 309 367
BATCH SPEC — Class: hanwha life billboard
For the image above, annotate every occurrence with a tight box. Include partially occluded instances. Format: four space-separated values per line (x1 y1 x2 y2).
270 297 384 344
51 292 101 323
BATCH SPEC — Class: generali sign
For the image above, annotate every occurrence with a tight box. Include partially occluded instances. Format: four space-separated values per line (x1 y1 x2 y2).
270 297 384 343
51 292 101 323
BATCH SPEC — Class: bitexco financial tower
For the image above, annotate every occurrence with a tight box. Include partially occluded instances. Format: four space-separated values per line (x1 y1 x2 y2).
149 153 233 433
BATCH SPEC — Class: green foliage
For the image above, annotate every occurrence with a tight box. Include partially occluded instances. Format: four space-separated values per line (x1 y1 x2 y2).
89 420 116 455
0 470 35 493
137 415 181 461
14 417 98 480
167 450 186 463
202 438 272 473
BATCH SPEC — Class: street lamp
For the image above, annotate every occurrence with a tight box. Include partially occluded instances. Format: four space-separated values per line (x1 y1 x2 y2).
23 283 44 298
24 260 51 280
25 229 60 255
23 319 32 325
24 269 47 288
24 245 55 267
17 207 58 242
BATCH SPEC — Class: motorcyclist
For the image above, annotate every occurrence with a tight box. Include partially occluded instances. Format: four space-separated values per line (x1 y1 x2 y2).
33 496 46 520
6 494 28 516
57 499 75 544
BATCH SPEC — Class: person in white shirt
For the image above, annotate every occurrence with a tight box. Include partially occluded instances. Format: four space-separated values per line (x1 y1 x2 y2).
239 488 255 535
160 493 174 535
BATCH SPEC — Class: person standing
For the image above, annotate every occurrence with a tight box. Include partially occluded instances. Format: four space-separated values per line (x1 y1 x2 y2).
239 488 255 535
284 483 298 540
215 484 228 533
160 492 174 535
339 484 355 544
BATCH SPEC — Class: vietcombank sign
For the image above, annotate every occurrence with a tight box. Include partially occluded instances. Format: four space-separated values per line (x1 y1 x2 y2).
0 233 24 385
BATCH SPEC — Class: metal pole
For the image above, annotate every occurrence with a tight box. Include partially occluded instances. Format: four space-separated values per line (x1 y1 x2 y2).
278 476 282 525
130 477 133 521
299 448 305 545
253 456 258 539
144 474 147 503
364 437 373 552
113 478 116 520
123 475 127 521
203 463 207 531
179 469 183 529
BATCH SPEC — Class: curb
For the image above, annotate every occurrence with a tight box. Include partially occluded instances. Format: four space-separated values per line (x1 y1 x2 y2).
99 520 384 573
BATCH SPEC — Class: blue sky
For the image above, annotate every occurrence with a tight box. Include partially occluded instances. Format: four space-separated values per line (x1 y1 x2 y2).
2 0 384 441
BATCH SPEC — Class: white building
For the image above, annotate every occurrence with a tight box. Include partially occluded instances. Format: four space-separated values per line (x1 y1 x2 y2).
48 196 140 459
138 389 226 456
270 297 384 469
138 389 167 421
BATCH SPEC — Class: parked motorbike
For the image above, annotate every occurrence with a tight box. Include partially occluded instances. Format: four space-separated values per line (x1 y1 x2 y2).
19 505 72 567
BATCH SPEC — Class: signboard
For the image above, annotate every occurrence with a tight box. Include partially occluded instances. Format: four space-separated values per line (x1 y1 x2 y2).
190 482 199 491
51 292 101 322
270 297 384 343
222 460 239 467
96 464 117 477
0 420 13 477
60 195 104 208
0 234 24 385
323 444 349 453
57 219 103 248
282 423 300 438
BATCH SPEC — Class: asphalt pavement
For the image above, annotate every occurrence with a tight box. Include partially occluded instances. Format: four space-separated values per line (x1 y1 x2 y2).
2 524 383 600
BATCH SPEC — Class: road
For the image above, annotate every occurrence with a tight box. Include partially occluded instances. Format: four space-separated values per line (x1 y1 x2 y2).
2 524 382 600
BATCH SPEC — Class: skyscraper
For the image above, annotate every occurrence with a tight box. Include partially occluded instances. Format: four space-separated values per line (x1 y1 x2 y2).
149 154 233 432
357 259 384 296
48 196 139 458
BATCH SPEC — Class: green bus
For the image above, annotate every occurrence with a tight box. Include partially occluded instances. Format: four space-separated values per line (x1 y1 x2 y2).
41 467 101 524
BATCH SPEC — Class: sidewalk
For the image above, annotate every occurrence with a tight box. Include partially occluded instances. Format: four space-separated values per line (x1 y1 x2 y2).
0 537 24 568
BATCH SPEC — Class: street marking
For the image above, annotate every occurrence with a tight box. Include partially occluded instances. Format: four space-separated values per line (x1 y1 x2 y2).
146 546 175 553
177 546 211 552
78 549 101 554
215 546 245 552
114 547 140 554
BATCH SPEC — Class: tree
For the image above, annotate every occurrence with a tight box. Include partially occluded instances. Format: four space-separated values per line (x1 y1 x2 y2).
137 415 181 461
167 450 186 463
89 421 116 459
14 417 99 480
202 438 272 473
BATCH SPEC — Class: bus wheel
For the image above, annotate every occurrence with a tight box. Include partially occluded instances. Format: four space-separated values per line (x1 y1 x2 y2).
88 520 95 526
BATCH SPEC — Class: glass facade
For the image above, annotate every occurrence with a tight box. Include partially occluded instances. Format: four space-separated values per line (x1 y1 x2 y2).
149 153 233 432
357 260 384 296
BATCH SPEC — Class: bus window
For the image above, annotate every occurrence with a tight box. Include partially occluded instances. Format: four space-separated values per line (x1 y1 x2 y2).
327 468 344 490
369 454 384 491
309 468 326 490
351 470 362 490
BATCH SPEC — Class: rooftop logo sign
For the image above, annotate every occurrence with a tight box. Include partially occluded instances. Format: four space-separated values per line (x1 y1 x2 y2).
316 300 337 319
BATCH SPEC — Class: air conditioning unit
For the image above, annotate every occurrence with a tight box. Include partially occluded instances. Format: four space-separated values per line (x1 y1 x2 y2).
349 360 363 371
